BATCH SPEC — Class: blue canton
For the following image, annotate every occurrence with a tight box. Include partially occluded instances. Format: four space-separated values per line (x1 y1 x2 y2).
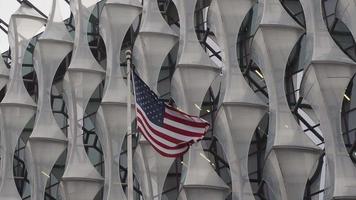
133 71 165 126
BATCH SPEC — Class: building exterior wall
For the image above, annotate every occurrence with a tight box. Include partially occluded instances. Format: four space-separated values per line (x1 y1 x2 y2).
0 0 355 200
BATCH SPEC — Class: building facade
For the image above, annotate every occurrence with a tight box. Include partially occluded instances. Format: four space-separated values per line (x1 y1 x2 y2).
0 0 355 199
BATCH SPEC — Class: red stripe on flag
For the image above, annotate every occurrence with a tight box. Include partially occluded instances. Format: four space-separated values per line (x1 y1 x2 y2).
136 105 201 142
164 111 209 128
136 110 185 145
162 122 206 139
137 117 188 150
137 126 189 157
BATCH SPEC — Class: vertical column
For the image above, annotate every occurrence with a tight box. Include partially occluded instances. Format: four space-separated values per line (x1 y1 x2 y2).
209 0 267 199
251 0 322 199
0 58 9 183
300 0 356 199
0 3 45 200
132 0 178 199
27 0 72 199
60 0 104 199
0 56 9 182
96 1 141 200
171 0 229 199
171 0 220 114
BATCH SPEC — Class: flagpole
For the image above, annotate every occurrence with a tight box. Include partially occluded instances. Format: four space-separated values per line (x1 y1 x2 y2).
125 49 133 200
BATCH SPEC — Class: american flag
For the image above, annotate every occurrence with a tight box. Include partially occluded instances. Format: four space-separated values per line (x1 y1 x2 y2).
132 71 210 157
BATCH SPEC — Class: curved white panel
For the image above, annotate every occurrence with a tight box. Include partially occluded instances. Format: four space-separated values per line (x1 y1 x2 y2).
252 0 318 152
100 0 141 103
97 1 141 200
171 0 220 116
209 0 267 199
27 1 72 199
0 3 45 200
0 57 9 185
251 0 321 199
133 0 178 94
132 0 177 199
209 0 263 106
300 0 356 198
0 58 9 185
61 0 104 199
61 73 104 200
2 5 45 106
214 104 265 200
170 0 228 199
336 0 356 42
183 143 229 199
133 140 152 200
134 137 174 200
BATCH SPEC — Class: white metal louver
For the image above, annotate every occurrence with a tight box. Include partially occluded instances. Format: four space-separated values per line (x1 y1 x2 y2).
27 0 72 199
0 3 45 200
209 0 267 199
132 0 178 199
299 0 356 199
251 1 322 199
60 0 104 199
170 0 229 199
96 0 141 200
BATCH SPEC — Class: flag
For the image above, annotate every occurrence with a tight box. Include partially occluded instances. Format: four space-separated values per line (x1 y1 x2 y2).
132 71 210 157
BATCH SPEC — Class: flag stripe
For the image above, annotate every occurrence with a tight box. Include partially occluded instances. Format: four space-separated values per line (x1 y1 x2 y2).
133 71 209 157
164 111 209 128
136 105 198 142
137 118 178 148
165 106 203 123
162 121 206 138
136 110 184 145
163 117 207 133
137 122 187 149
137 126 189 157
165 105 207 122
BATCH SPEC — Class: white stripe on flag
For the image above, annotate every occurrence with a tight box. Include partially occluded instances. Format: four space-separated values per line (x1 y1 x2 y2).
136 112 179 147
136 105 200 142
138 123 189 155
163 118 207 133
165 108 198 122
